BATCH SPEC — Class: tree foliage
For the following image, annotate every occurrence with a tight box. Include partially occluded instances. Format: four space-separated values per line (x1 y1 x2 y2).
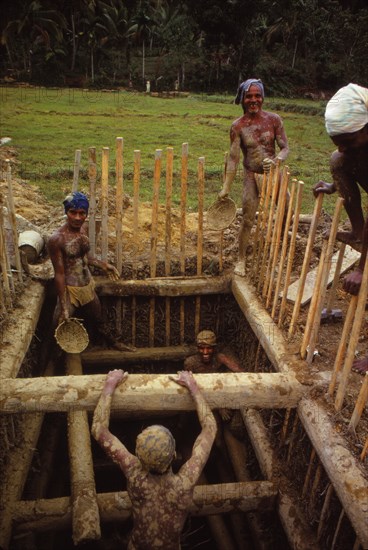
1 0 367 94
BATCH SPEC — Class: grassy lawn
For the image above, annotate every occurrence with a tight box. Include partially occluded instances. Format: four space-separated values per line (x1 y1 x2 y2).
1 86 336 213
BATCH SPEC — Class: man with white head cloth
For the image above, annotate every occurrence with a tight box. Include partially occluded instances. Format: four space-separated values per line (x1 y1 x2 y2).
314 83 368 374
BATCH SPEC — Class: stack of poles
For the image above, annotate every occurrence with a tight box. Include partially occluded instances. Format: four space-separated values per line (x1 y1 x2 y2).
0 160 24 316
73 142 211 346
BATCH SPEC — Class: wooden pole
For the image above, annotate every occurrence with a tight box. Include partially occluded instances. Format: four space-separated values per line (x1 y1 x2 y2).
263 167 289 304
271 178 297 319
360 437 368 462
278 182 303 326
257 162 281 291
0 372 303 413
328 295 358 396
335 254 368 411
131 150 141 346
195 157 205 336
317 483 334 541
0 203 12 308
6 160 23 283
66 354 101 544
325 243 346 314
180 143 188 344
72 149 82 192
115 137 124 275
306 198 344 364
289 192 323 336
88 147 97 257
165 147 173 346
349 373 368 431
302 448 316 498
100 147 109 262
149 149 162 346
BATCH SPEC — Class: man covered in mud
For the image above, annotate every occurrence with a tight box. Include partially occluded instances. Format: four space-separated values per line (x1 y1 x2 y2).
48 191 133 351
92 369 217 549
218 78 289 276
313 83 368 374
184 330 243 374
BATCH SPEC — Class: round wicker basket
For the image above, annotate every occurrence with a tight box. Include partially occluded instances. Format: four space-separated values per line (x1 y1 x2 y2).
206 197 237 231
54 318 89 353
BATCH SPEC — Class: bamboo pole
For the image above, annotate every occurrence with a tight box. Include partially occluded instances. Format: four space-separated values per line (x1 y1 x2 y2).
149 149 162 346
195 157 205 336
305 198 344 364
300 239 328 359
271 178 297 319
263 167 289 304
115 138 124 336
328 295 358 396
88 147 97 257
252 168 274 280
257 162 281 291
0 203 12 308
165 147 173 346
278 182 303 325
179 143 188 344
335 254 368 411
6 160 23 283
325 243 346 314
349 373 368 432
288 192 324 336
131 150 140 346
72 149 81 192
66 354 101 544
360 437 368 462
115 137 124 275
100 147 109 262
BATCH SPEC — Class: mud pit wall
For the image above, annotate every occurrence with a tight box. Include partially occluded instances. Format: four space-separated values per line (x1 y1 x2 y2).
1 290 365 550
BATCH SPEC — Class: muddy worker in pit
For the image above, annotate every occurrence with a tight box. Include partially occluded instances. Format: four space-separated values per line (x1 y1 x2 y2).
313 83 368 374
218 78 289 276
48 191 133 351
92 369 217 550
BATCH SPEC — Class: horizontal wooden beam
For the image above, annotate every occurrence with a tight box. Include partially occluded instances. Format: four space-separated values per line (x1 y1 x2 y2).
0 372 303 413
81 345 196 366
13 481 276 533
95 274 232 297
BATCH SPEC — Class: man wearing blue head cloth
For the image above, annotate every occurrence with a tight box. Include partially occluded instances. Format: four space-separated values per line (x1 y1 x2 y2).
219 79 289 276
48 191 134 351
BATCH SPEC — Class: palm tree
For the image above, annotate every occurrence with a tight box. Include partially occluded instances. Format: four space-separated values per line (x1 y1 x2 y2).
127 2 156 84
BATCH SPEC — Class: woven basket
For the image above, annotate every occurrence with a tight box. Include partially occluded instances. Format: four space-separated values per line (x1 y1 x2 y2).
206 197 237 231
55 318 89 353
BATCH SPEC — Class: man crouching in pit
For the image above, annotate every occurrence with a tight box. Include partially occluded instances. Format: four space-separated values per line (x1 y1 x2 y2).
92 369 217 549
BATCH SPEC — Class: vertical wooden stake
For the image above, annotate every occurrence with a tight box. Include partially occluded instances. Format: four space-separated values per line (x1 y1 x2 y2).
289 192 323 336
360 437 368 462
115 137 124 336
325 243 346 315
317 483 334 540
72 149 82 192
0 203 13 308
278 181 303 326
88 147 97 256
100 147 109 262
180 143 188 344
302 448 316 498
165 147 173 346
6 160 23 283
335 254 368 411
131 150 141 346
195 157 205 336
349 373 368 431
252 169 273 279
149 149 162 346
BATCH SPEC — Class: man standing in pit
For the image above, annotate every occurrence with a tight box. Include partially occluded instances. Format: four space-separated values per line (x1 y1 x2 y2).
92 369 217 549
313 83 368 374
218 78 289 276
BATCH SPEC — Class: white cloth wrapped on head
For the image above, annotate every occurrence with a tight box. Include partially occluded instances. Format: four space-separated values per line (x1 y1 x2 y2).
325 83 368 136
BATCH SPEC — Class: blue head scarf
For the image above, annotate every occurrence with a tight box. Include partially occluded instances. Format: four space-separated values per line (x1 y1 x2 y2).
63 192 89 214
235 79 265 105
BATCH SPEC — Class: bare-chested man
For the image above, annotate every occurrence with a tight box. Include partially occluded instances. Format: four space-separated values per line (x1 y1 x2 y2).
218 78 289 276
92 369 217 549
48 191 133 351
313 83 368 374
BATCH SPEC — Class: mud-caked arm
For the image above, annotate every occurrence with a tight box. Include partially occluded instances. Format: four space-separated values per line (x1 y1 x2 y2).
92 370 139 473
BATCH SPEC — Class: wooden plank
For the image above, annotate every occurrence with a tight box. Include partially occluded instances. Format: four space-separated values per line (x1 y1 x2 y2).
81 344 197 366
284 245 361 306
13 481 276 533
0 372 303 413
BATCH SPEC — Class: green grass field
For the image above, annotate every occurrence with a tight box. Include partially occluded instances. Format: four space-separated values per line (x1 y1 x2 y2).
1 86 336 213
